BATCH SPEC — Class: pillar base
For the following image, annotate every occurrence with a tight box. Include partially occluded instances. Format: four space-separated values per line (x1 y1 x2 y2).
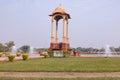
60 43 70 50
50 42 70 50
50 43 59 50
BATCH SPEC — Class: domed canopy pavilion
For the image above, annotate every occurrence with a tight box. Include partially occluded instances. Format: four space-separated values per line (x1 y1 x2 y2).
49 5 71 50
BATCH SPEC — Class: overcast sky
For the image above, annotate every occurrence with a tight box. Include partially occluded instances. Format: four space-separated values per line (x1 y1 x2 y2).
0 0 120 48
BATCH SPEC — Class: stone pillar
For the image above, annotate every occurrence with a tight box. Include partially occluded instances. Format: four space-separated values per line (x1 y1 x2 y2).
56 21 59 43
62 18 66 43
51 18 54 43
66 20 69 43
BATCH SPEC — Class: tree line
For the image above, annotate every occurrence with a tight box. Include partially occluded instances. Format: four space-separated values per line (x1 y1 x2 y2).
74 47 120 52
0 41 15 52
0 41 31 53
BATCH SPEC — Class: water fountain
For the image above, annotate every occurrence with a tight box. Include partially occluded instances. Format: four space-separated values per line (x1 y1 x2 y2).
29 47 34 54
80 45 120 57
104 45 111 57
11 46 17 54
29 47 40 58
29 47 39 56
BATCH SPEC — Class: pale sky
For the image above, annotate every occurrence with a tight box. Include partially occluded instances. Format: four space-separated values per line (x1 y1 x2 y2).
0 0 120 48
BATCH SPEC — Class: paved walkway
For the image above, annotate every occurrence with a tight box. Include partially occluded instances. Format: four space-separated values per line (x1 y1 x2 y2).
0 72 120 78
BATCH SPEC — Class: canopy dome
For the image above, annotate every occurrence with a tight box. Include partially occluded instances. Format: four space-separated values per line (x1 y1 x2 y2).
52 5 67 14
50 5 71 19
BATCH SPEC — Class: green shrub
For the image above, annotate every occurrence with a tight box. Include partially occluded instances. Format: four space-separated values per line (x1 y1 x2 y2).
43 53 48 58
16 52 21 56
63 50 71 57
47 50 53 57
0 52 3 57
22 54 29 60
8 54 15 62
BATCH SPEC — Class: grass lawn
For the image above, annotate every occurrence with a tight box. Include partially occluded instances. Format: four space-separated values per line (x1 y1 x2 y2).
0 77 120 80
0 58 120 72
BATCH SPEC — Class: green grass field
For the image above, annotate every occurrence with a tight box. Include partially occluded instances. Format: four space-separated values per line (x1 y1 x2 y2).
0 77 120 80
0 58 120 72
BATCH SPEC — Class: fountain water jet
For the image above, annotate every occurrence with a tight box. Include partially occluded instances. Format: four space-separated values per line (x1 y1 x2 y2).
29 47 34 54
104 45 111 57
11 46 17 54
29 47 39 56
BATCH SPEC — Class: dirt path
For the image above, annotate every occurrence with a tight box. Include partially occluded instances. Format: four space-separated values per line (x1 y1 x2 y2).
0 72 120 78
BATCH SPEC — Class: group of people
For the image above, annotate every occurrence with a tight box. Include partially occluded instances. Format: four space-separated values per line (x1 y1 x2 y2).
72 51 80 57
